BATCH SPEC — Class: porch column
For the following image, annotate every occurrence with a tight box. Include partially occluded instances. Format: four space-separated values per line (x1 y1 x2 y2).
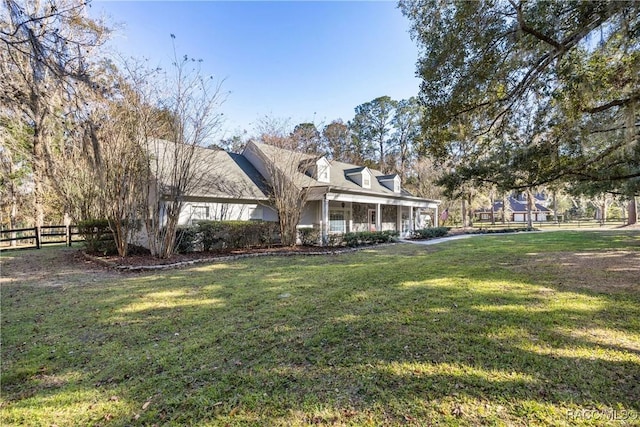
397 205 402 236
409 206 414 234
322 196 329 246
434 205 439 227
376 203 381 231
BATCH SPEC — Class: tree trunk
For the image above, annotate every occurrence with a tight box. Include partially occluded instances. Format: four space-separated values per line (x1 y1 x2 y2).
461 198 467 227
502 194 506 224
628 197 637 225
526 189 533 229
467 193 473 227
490 192 495 225
32 125 46 246
553 190 558 223
9 185 17 247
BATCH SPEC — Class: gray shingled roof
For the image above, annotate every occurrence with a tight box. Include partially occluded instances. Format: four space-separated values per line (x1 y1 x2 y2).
248 141 418 198
150 139 269 200
493 196 551 213
324 159 413 196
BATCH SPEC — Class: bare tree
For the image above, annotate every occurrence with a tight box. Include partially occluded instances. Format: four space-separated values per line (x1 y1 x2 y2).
86 66 151 256
0 0 109 234
249 117 313 246
140 42 226 258
409 156 444 201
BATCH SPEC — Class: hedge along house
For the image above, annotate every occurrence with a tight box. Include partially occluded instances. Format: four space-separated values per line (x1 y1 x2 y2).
241 141 441 244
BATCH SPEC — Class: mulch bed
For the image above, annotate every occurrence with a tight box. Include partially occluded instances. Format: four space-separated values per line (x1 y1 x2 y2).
82 245 365 272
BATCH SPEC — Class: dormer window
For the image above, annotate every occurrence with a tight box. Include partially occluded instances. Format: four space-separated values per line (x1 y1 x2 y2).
377 174 401 193
345 167 372 189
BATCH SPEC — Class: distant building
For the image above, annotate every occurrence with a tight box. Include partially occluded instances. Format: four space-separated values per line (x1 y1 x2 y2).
476 193 551 223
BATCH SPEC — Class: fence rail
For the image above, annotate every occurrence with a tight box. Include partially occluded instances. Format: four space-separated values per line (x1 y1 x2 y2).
0 225 82 250
473 219 626 229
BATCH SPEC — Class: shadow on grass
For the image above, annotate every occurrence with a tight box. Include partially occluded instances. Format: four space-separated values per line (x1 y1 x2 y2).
1 231 639 425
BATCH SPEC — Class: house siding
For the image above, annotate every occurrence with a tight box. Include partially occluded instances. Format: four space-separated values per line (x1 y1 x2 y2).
178 201 277 225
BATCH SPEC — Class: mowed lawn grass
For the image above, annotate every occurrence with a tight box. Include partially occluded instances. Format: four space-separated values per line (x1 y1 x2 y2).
1 231 639 426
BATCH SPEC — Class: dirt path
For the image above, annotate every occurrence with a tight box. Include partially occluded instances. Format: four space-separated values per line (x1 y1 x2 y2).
0 246 122 287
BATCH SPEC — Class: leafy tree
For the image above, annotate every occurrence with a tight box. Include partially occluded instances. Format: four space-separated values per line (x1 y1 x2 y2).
391 97 422 180
347 114 375 167
0 116 33 240
400 0 639 221
217 130 249 153
352 96 397 172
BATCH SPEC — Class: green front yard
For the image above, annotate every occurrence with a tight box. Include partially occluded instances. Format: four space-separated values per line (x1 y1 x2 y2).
1 230 639 426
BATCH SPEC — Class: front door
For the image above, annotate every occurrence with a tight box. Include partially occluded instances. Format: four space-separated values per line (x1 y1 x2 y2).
368 209 377 231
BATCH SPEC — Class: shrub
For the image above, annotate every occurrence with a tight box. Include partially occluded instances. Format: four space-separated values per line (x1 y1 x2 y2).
197 221 226 251
174 226 199 254
220 221 278 249
343 230 399 247
299 228 321 246
77 219 117 255
327 233 344 247
474 227 533 234
175 220 280 253
411 227 450 240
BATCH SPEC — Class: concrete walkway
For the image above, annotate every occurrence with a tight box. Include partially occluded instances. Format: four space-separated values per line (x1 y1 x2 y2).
400 226 631 246
400 233 481 246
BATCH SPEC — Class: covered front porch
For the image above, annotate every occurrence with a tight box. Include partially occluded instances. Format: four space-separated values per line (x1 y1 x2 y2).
302 189 440 244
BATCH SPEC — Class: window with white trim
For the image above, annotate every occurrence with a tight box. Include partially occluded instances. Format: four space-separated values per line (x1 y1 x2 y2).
329 211 347 233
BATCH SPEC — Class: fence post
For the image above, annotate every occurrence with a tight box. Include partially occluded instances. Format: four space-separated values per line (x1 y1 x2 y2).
35 226 41 249
66 225 72 247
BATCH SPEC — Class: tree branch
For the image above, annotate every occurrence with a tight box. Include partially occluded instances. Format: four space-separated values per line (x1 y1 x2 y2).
510 0 563 50
583 94 639 114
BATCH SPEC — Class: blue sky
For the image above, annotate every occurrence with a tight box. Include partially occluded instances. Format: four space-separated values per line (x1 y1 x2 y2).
91 1 420 138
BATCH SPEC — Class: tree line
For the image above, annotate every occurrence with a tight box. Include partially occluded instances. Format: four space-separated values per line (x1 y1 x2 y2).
1 0 638 259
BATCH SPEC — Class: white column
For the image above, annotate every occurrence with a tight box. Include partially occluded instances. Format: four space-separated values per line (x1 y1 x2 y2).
434 205 439 227
348 202 353 233
376 203 382 231
409 206 414 233
322 196 329 245
397 205 402 236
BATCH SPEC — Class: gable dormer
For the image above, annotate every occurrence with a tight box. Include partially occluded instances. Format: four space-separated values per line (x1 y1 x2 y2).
315 157 331 183
300 156 331 183
377 174 401 193
345 167 372 189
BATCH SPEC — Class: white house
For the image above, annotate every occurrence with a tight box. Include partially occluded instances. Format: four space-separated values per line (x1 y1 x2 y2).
161 140 440 244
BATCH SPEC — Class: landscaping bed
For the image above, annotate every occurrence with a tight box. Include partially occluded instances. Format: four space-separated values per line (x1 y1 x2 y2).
84 244 360 271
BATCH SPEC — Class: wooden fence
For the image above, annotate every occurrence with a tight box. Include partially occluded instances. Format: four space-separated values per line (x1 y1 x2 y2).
0 225 82 250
